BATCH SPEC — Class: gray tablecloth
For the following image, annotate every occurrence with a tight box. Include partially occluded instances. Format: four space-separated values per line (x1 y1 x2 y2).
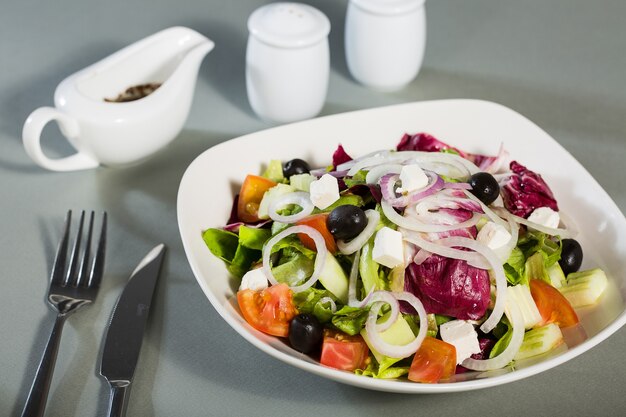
1 0 625 416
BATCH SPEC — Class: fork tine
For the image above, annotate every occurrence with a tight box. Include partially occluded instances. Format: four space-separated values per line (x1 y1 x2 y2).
76 211 95 287
50 210 72 285
65 210 85 286
88 211 107 288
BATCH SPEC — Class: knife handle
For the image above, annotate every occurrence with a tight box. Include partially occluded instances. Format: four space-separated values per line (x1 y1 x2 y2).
107 381 131 417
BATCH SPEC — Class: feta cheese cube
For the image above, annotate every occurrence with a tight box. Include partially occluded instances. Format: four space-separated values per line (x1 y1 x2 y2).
372 227 404 268
439 320 481 364
476 221 512 250
397 164 429 194
309 174 340 209
239 268 269 291
527 207 560 229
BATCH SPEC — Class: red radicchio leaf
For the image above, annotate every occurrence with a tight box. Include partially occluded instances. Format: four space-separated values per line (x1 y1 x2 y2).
332 144 353 170
396 133 507 173
501 161 559 218
397 133 468 158
403 254 491 320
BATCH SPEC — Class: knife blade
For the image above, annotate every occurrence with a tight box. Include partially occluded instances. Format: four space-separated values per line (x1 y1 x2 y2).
99 243 166 417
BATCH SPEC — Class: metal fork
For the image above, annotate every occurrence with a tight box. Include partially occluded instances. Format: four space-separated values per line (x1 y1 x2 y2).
21 210 107 417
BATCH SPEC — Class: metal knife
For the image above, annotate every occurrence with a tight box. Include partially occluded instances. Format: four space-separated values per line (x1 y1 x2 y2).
99 244 166 417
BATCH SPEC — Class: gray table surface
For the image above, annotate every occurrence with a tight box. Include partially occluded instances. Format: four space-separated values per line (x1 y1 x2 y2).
2 0 625 416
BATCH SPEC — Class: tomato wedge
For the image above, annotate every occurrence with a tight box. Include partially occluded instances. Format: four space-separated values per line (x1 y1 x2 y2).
529 279 579 328
237 283 298 337
408 337 457 383
237 175 277 223
296 213 337 253
320 330 369 371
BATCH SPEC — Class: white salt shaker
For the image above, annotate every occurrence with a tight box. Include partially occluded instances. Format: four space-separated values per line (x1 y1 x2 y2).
345 0 426 91
246 3 331 123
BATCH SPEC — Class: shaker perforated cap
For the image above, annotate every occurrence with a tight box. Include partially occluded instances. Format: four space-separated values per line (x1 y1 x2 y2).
248 2 330 48
351 0 426 15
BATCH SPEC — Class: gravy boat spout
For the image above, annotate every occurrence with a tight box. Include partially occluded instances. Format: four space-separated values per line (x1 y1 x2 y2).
23 27 214 171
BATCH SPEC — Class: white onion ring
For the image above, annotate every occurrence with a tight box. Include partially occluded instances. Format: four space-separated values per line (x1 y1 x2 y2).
337 209 380 255
317 297 337 313
499 209 577 239
345 151 479 179
461 299 525 371
462 191 508 229
348 249 362 307
380 171 444 208
435 236 507 334
402 231 491 269
347 153 403 176
369 291 401 333
443 182 472 190
262 225 327 293
364 291 428 359
365 163 403 185
337 149 392 172
268 192 315 224
382 200 482 233
462 190 519 261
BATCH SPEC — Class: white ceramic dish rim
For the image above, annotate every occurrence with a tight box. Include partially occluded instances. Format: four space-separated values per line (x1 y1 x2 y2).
177 99 626 393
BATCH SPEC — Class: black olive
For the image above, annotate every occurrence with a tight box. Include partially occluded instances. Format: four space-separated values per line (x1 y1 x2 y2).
559 238 583 275
283 158 310 177
327 205 368 240
289 314 323 354
469 172 500 205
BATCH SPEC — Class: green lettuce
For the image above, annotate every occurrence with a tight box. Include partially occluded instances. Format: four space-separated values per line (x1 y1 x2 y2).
330 305 370 336
356 356 410 379
292 287 336 323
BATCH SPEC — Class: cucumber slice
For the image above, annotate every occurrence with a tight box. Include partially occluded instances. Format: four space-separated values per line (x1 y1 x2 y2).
508 284 542 329
514 323 563 360
262 159 284 182
547 263 566 288
289 173 316 192
560 268 608 307
318 252 349 304
361 314 415 362
257 183 295 219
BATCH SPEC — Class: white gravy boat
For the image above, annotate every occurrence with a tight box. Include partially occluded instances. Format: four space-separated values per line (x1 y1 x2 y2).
23 27 214 171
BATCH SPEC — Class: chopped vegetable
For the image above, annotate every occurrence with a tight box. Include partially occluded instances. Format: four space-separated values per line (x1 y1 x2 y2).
514 323 563 360
203 131 606 384
529 279 579 328
560 268 608 307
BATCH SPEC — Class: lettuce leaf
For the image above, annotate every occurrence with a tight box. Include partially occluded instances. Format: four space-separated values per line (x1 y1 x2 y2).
238 225 271 250
331 306 370 336
292 287 336 323
202 228 262 278
356 356 410 379
202 228 238 263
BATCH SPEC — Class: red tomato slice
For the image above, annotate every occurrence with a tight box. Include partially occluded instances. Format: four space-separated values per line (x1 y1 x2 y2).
296 213 337 253
320 330 369 371
530 279 579 328
237 283 298 337
236 175 277 223
408 337 457 383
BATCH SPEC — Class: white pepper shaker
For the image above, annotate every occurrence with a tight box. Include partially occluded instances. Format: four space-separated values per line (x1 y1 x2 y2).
246 2 331 123
345 0 426 91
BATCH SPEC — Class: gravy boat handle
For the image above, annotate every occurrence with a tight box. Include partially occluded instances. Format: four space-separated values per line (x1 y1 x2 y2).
22 107 99 171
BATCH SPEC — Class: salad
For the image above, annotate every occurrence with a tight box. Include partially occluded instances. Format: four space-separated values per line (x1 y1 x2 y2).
203 132 609 383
